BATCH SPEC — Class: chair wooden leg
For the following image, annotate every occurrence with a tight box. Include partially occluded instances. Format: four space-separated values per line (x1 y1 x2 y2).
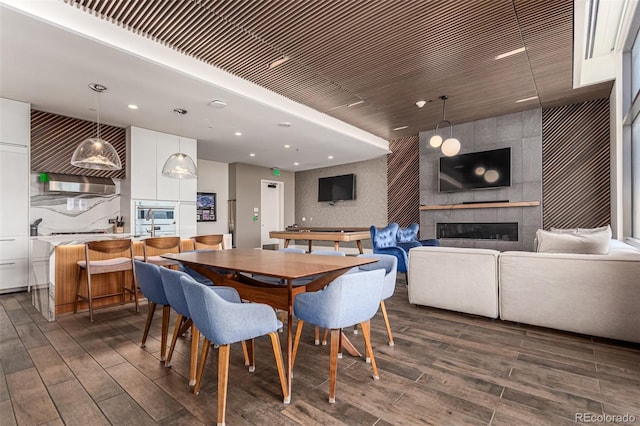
360 320 379 380
245 338 255 372
380 300 394 346
268 331 288 402
160 305 171 362
193 337 210 395
86 271 94 322
131 270 140 313
328 329 340 403
217 344 231 426
73 267 83 314
291 319 304 370
141 301 156 348
165 314 183 367
178 317 192 337
121 270 126 305
190 325 200 386
314 325 320 345
321 328 329 345
241 341 250 366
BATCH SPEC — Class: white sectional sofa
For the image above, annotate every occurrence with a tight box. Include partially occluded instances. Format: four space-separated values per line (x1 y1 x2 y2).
408 247 500 319
407 240 640 343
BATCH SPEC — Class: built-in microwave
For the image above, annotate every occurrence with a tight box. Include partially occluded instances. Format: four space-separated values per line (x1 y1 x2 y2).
133 200 177 237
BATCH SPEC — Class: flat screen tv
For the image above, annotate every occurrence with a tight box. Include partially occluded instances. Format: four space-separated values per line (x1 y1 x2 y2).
318 174 356 202
439 147 511 192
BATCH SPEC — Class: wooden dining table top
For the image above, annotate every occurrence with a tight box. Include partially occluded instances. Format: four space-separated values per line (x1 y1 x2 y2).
162 248 377 279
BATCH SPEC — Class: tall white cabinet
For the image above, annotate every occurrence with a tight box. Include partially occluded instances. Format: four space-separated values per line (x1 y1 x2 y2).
122 126 197 237
0 98 30 293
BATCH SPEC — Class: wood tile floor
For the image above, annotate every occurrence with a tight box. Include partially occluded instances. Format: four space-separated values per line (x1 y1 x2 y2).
1 283 639 425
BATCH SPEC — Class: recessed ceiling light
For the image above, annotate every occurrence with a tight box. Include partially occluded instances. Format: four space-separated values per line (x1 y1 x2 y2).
284 144 290 148
328 155 334 159
128 104 138 110
249 153 255 157
415 100 426 108
235 132 242 136
495 47 526 60
277 121 292 127
392 125 409 131
268 56 290 69
516 96 539 103
208 100 227 108
207 125 215 129
294 162 299 166
347 100 365 107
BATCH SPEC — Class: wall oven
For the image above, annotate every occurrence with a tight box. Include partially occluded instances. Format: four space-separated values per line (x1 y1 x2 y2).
133 200 177 237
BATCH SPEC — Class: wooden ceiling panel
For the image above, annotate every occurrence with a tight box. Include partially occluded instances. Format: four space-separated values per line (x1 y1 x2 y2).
66 0 612 139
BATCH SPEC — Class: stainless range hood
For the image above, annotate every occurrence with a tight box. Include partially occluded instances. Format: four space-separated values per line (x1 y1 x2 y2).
45 173 116 195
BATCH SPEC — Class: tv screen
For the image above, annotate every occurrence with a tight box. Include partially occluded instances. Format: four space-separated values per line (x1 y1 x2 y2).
318 174 356 202
439 147 511 192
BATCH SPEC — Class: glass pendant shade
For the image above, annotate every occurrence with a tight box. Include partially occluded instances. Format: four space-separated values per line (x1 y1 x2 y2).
162 153 197 179
441 137 461 157
429 134 443 148
71 83 122 170
71 137 122 170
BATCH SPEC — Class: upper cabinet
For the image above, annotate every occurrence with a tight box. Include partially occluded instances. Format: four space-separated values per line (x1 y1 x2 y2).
0 98 30 146
126 126 197 202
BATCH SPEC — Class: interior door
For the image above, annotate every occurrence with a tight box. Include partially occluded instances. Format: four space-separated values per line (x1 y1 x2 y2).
260 180 284 248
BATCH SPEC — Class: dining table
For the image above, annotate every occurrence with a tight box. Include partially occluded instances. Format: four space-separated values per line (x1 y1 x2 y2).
161 248 378 403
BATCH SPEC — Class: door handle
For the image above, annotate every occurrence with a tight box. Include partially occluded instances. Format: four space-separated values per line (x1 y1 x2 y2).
0 238 16 242
0 262 16 266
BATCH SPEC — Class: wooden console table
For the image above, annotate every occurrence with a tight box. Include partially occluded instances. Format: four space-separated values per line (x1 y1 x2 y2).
420 201 540 211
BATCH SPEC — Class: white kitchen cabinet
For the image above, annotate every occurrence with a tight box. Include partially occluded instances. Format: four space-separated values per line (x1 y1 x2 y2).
178 137 197 202
127 126 197 202
0 143 29 237
178 202 197 238
0 98 30 146
128 126 157 200
0 97 30 293
156 132 180 201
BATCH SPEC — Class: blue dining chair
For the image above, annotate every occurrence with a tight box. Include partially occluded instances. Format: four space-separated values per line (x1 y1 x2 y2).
158 267 248 387
355 254 398 346
291 268 385 403
180 275 288 425
158 266 201 386
134 261 171 361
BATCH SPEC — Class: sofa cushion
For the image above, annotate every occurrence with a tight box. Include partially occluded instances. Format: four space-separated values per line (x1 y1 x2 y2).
536 229 610 255
549 225 612 237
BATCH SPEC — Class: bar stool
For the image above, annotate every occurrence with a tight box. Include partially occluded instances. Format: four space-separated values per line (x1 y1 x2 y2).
191 234 223 250
136 236 182 267
73 239 138 322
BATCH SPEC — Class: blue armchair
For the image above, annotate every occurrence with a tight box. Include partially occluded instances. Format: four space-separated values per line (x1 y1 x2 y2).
397 223 440 249
370 223 420 273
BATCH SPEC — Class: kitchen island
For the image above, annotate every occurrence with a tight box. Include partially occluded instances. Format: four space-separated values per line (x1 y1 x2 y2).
31 234 201 321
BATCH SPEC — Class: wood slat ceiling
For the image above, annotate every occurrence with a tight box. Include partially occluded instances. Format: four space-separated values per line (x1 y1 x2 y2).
65 0 613 141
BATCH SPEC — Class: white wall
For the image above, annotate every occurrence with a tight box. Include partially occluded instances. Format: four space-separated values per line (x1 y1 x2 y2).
196 159 229 235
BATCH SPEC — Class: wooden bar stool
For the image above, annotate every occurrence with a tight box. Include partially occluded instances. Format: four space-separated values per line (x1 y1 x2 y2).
191 234 223 250
73 239 139 322
136 236 182 267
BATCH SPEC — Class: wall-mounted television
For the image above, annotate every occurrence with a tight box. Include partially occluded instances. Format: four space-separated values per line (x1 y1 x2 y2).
318 174 356 202
439 147 511 192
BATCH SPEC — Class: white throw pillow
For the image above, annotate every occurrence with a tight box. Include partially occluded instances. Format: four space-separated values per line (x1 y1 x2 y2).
536 229 610 255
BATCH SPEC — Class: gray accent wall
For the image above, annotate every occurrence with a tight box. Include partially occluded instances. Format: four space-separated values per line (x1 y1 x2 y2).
229 163 295 249
294 157 388 249
419 108 543 251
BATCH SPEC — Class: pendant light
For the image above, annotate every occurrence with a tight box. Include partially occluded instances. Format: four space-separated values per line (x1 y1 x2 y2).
71 83 122 170
428 95 461 157
161 108 197 179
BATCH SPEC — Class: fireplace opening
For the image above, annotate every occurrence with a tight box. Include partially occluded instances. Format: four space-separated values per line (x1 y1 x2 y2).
437 222 518 241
